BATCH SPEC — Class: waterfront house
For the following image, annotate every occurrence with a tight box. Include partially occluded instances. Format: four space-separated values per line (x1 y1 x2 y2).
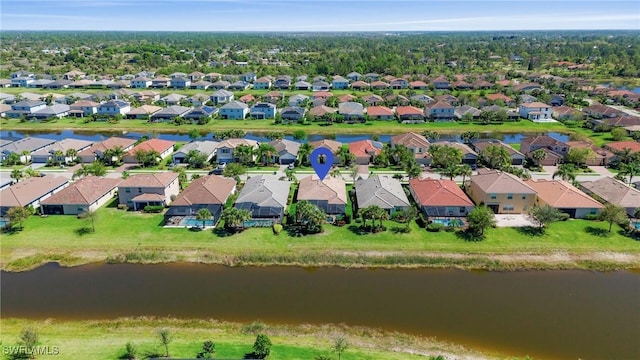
123 139 175 164
604 141 640 155
361 94 384 106
366 106 395 120
183 106 218 122
40 176 120 215
297 175 347 215
355 175 410 214
455 105 482 120
338 102 365 122
432 141 478 166
331 76 350 90
472 140 525 166
97 100 130 116
30 138 93 164
466 169 536 214
253 77 272 90
269 139 300 165
126 105 162 119
280 106 306 123
215 138 259 164
219 101 249 120
171 140 219 164
525 179 603 219
349 140 382 165
579 177 640 216
310 139 342 164
425 101 456 121
159 93 186 106
117 172 180 211
70 100 101 117
234 175 291 224
210 80 230 90
0 175 69 216
396 105 426 123
565 141 615 166
150 105 192 122
518 102 553 121
250 102 277 119
0 137 55 163
391 132 431 165
520 135 570 157
165 175 236 226
131 77 152 88
409 178 474 217
77 137 136 163
6 100 46 118
30 104 70 120
350 81 369 90
431 76 451 90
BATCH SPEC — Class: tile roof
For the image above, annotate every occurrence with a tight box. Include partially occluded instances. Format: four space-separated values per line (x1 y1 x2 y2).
171 175 236 206
310 139 342 153
31 138 93 156
308 105 337 117
0 176 68 207
118 172 179 188
580 177 640 209
41 176 120 206
391 132 430 148
525 179 603 209
349 140 382 158
472 140 523 157
604 141 640 153
269 139 301 156
409 178 474 207
80 137 136 155
355 175 410 209
235 175 291 208
297 175 347 205
128 139 175 155
131 193 165 202
366 106 394 117
520 102 551 108
396 105 424 116
216 138 258 149
470 169 536 194
0 137 55 154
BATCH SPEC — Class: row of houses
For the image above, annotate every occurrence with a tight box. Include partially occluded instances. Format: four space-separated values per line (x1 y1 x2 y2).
2 169 638 232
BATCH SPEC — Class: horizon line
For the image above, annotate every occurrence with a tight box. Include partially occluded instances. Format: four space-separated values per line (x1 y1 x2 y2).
2 29 639 33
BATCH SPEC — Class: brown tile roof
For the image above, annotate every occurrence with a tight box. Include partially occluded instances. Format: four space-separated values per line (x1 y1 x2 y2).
171 175 236 206
80 137 136 155
604 141 640 154
0 176 68 207
470 170 536 194
396 105 424 116
580 177 640 209
409 80 428 88
604 116 640 127
310 139 342 153
521 135 565 148
118 172 178 188
473 140 523 157
525 179 603 209
349 140 382 158
216 138 258 149
312 91 333 99
127 139 175 156
520 102 551 108
131 193 165 202
338 94 357 103
366 106 394 117
391 132 430 148
41 176 120 206
485 93 513 102
351 81 369 88
409 178 474 207
297 175 347 205
426 101 454 110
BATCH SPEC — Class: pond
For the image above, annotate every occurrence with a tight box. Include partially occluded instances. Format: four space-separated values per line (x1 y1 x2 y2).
0 129 570 145
1 263 638 360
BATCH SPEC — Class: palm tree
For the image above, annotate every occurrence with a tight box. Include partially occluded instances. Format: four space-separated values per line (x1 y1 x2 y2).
221 207 252 231
616 148 634 165
52 150 65 165
297 142 313 166
458 164 472 185
196 208 212 229
330 167 342 179
530 148 547 168
335 145 354 166
619 161 640 185
257 143 277 166
10 169 23 183
233 145 255 166
405 161 422 179
65 148 78 164
480 144 511 170
552 163 577 182
440 163 460 180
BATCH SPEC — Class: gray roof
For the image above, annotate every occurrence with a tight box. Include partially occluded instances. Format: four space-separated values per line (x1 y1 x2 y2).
269 139 301 156
1 137 56 154
33 104 70 116
31 138 93 156
161 93 186 102
338 102 364 116
152 105 192 117
221 100 248 110
355 175 410 210
211 89 233 97
174 140 219 157
235 175 291 209
13 100 46 108
580 177 640 210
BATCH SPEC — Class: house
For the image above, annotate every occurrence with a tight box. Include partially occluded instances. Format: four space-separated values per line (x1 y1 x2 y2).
514 83 542 92
452 80 473 90
123 139 176 163
70 100 100 117
263 91 284 104
40 177 121 215
426 101 456 121
552 106 584 121
210 89 234 105
0 137 56 163
30 138 93 164
350 81 369 90
583 103 625 119
5 100 46 118
355 175 410 214
190 80 211 90
228 81 250 91
131 77 152 88
433 141 478 165
604 141 640 155
293 81 311 91
308 105 337 121
297 175 347 215
519 102 553 121
521 136 570 157
183 106 218 122
132 90 160 103
172 140 219 164
187 93 210 107
0 175 69 216
485 93 514 106
409 80 429 90
239 94 256 104
280 106 306 123
396 105 426 123
253 77 272 90
338 102 365 122
311 91 333 101
410 94 434 105
234 175 291 224
332 76 350 90
466 169 537 214
150 77 170 88
165 175 236 225
579 177 640 216
366 106 395 120
435 94 459 106
526 148 563 166
63 70 86 80
472 140 525 166
391 132 431 165
432 76 451 90
566 141 615 166
549 94 565 106
455 105 482 120
390 78 409 89
525 179 603 219
409 178 474 217
370 81 389 90
273 76 292 89
30 104 70 120
338 94 357 103
117 172 180 211
160 93 186 106
473 80 494 90
219 101 249 120
150 105 192 122
10 70 34 79
11 77 34 87
289 94 309 107
215 138 259 163
364 73 380 82
77 137 136 163
0 104 10 117
349 140 383 165
97 100 131 116
346 72 362 81
126 105 162 119
209 80 230 90
310 139 343 164
249 102 276 119
269 139 300 165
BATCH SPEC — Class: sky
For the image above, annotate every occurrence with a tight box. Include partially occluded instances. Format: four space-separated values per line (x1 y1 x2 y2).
1 0 639 32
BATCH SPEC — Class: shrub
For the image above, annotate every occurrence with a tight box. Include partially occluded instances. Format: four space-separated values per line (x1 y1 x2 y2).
426 223 444 232
559 213 571 221
416 213 428 228
117 204 129 211
272 223 283 235
583 214 600 220
143 205 165 213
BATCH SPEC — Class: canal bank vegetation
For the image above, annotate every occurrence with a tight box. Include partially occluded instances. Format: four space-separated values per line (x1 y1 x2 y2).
1 317 495 360
2 200 639 272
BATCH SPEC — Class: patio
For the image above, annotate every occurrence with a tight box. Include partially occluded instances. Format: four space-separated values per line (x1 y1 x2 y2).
494 214 537 227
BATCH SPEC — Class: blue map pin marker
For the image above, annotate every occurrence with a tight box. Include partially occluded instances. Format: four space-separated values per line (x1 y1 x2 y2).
310 147 334 181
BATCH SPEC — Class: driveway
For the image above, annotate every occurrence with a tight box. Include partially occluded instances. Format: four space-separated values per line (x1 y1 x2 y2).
494 214 537 227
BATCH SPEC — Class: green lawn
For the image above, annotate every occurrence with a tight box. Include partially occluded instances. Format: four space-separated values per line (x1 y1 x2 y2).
2 199 639 271
0 318 446 360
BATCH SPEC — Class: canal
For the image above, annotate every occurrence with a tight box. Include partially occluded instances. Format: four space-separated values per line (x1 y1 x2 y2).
1 263 638 359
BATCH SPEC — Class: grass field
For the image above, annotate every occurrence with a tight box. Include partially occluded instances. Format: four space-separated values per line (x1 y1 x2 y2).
1 318 475 360
2 199 639 271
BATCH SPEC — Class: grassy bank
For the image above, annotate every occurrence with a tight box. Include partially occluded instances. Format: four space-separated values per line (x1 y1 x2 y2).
1 318 491 360
1 117 573 136
2 200 639 272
